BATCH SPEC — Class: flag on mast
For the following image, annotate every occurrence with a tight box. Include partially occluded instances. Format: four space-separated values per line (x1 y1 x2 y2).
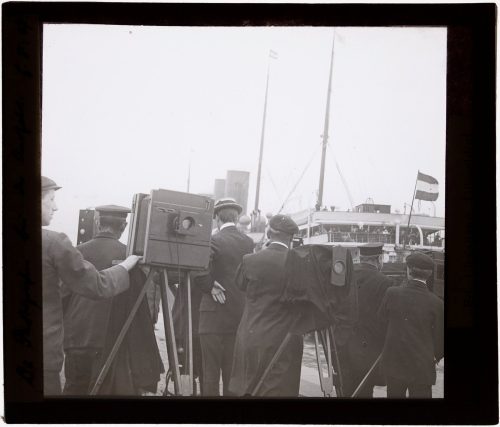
269 49 278 59
415 171 439 201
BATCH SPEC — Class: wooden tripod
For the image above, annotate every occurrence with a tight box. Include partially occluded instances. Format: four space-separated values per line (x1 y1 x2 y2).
89 266 194 396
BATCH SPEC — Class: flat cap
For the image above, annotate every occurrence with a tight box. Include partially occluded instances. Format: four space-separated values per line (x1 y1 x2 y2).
359 242 384 256
406 251 434 270
268 214 299 236
41 176 61 191
213 197 242 218
95 204 131 220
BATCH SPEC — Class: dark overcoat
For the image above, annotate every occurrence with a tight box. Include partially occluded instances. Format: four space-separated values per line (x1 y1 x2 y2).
378 279 444 385
63 232 126 350
345 263 393 385
42 229 129 373
229 244 303 396
195 225 254 334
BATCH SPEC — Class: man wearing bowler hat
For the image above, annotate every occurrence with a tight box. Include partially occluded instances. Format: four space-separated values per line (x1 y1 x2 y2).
342 243 393 397
62 205 131 395
194 197 254 396
41 176 140 395
229 214 303 396
378 251 444 398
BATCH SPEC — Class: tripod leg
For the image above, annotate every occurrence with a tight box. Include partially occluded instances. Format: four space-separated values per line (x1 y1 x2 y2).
329 326 344 397
251 333 292 396
351 353 382 398
89 269 155 395
160 269 182 395
315 331 334 397
179 272 194 395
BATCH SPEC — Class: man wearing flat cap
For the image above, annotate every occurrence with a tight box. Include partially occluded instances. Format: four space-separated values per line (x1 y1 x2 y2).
41 176 140 395
378 251 444 398
229 214 304 396
194 198 254 396
342 243 393 397
62 205 131 395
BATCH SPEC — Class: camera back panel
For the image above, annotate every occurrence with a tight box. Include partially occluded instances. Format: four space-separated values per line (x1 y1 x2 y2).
127 189 214 270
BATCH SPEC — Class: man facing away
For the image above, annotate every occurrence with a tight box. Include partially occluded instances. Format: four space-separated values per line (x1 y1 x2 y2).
229 214 303 397
194 198 254 396
342 243 393 397
378 251 444 398
62 204 130 395
41 176 140 395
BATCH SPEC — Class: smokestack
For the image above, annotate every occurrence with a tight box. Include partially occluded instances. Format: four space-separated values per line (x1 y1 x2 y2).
214 179 226 201
225 170 250 215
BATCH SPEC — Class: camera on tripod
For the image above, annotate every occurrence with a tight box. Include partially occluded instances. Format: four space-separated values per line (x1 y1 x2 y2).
126 189 214 270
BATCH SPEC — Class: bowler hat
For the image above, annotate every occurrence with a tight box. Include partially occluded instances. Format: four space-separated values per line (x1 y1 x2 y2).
268 214 299 236
41 176 61 191
95 204 131 220
406 251 434 270
359 242 384 256
213 197 242 218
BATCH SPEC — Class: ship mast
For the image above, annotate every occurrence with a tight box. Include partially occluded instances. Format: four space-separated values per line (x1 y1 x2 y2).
253 50 277 230
315 33 335 211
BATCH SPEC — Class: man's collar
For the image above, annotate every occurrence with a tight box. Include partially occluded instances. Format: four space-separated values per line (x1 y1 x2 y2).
95 231 118 239
269 241 289 250
409 278 428 288
219 222 236 231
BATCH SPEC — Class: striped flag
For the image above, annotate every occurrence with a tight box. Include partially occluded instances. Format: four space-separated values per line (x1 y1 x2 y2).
269 49 278 59
415 171 439 201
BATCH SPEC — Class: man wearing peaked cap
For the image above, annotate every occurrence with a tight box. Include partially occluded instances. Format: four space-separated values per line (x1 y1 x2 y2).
194 197 254 396
41 176 140 395
229 214 303 396
62 204 131 395
378 251 444 398
340 242 393 398
268 214 300 236
42 176 62 192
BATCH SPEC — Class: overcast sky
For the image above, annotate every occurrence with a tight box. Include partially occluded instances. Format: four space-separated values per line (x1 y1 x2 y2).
42 25 446 243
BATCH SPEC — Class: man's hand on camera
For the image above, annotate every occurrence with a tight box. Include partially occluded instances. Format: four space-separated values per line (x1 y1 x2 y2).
211 281 226 304
119 255 142 271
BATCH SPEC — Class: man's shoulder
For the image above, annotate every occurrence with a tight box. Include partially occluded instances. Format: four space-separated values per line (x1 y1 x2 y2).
42 229 72 247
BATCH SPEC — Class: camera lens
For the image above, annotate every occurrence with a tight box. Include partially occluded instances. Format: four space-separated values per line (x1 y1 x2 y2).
182 217 194 230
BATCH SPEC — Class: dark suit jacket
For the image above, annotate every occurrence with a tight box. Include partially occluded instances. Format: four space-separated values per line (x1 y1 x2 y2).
229 244 303 396
42 229 129 372
378 279 444 385
63 232 126 350
195 225 254 334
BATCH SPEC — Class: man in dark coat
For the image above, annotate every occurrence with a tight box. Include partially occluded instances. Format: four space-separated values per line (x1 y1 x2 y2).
229 215 303 397
62 204 130 395
41 176 140 395
342 243 393 397
378 251 444 398
194 198 254 396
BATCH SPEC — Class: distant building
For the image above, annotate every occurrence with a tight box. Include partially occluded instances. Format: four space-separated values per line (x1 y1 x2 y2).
225 170 250 215
213 179 226 201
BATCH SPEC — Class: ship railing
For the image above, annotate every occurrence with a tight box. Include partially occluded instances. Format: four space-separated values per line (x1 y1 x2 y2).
327 232 395 244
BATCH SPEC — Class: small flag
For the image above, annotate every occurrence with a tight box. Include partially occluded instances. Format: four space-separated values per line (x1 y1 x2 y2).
415 171 439 201
269 49 278 59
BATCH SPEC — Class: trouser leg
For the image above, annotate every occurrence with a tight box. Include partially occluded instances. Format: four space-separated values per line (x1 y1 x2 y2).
386 376 408 398
408 383 432 398
64 348 100 395
221 334 236 396
44 370 62 396
199 334 223 396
